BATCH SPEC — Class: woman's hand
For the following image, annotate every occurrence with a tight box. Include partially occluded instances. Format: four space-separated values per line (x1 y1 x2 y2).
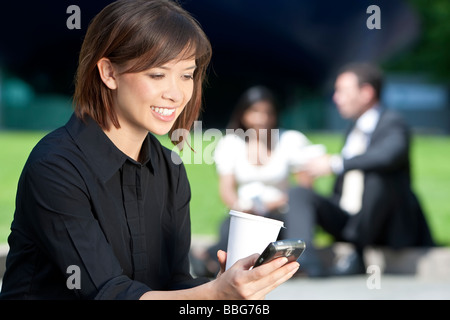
140 250 298 300
212 250 299 300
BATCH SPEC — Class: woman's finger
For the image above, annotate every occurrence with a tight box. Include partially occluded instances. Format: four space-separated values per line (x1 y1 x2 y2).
252 261 300 299
216 250 227 278
231 253 261 271
247 256 289 280
246 260 299 299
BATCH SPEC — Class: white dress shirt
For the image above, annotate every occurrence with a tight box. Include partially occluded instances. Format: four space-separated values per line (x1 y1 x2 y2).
331 105 381 174
334 105 381 214
214 129 324 213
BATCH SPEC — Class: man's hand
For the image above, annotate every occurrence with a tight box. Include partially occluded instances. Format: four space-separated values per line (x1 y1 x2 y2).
305 154 333 178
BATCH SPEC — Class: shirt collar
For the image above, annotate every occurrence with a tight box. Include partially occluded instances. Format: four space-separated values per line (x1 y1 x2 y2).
65 113 155 183
355 104 381 135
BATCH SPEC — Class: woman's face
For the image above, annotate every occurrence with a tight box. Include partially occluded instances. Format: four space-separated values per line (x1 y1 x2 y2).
112 57 196 136
241 100 277 131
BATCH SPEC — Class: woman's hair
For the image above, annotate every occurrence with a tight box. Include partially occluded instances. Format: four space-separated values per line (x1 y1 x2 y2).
73 0 212 144
227 85 279 131
227 86 279 151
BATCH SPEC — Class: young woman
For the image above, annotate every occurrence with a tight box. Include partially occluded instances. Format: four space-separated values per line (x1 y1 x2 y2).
215 86 316 216
0 0 298 300
191 86 326 278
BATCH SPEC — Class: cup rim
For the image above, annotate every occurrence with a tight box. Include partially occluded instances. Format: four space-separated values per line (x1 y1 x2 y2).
229 210 284 227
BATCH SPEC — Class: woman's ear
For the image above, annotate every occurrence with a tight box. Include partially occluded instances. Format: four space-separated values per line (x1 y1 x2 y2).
97 58 118 90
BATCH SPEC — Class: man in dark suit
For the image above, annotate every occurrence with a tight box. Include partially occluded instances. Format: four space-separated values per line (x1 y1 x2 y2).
287 63 434 276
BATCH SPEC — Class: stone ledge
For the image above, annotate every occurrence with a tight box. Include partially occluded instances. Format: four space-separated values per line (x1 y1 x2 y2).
190 236 450 279
2 239 449 280
365 246 450 279
316 242 450 279
0 244 9 279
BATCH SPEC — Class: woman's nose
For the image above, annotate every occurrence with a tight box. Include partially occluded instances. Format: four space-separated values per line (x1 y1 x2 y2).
162 78 183 103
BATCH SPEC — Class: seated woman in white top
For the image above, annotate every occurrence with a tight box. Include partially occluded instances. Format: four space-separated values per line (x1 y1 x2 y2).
191 86 325 277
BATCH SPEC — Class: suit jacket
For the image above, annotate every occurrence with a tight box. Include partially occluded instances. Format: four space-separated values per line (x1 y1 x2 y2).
333 108 434 248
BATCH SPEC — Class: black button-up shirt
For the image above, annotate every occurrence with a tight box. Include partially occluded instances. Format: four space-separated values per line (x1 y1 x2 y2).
0 114 207 299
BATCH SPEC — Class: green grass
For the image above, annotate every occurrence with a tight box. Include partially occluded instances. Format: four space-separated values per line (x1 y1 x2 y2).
0 131 48 244
409 135 450 246
1 131 449 246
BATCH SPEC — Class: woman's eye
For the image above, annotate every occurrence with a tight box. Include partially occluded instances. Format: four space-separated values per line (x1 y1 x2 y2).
183 74 194 80
149 74 164 79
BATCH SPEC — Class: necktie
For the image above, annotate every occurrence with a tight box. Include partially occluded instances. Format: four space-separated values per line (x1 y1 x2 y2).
339 128 367 214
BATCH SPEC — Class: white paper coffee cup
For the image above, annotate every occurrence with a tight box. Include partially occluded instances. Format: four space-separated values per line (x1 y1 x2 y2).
225 210 284 270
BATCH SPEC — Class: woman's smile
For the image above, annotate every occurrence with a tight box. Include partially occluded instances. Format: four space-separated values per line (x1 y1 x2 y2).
150 106 177 121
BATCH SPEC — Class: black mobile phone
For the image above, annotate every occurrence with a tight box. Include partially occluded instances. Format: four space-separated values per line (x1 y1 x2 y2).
253 239 306 268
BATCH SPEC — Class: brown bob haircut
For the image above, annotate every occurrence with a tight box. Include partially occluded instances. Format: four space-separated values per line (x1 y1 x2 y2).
73 0 212 145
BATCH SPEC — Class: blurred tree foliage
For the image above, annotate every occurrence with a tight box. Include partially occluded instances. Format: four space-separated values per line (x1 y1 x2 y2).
384 0 450 83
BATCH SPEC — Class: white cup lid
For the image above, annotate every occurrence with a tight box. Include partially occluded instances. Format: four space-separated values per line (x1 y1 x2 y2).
229 210 284 228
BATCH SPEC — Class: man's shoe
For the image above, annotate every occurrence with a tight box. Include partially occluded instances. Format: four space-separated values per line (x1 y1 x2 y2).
297 249 329 278
330 251 365 276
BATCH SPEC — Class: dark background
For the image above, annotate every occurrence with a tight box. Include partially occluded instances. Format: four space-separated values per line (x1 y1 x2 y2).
0 0 449 132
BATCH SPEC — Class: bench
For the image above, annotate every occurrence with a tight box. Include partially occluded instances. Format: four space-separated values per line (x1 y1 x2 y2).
2 240 450 280
0 244 8 280
317 242 450 279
